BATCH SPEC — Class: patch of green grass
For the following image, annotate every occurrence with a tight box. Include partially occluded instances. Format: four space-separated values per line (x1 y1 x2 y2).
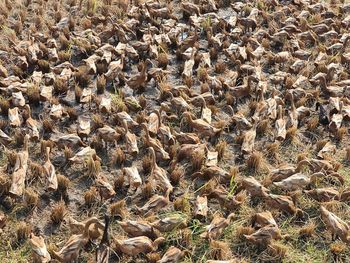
201 16 212 32
163 216 209 262
256 0 266 10
227 173 238 198
338 166 350 187
283 240 328 263
0 240 31 263
1 26 17 43
0 148 6 167
111 89 127 112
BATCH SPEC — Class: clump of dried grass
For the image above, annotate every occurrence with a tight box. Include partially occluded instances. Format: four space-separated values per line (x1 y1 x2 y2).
114 174 125 190
215 139 228 161
109 200 127 219
92 114 104 130
0 174 11 196
183 76 193 88
27 84 41 105
141 181 155 199
0 119 7 130
144 252 161 263
315 139 328 152
50 201 66 224
53 77 69 95
265 242 288 260
190 150 205 171
286 126 299 144
84 187 99 206
215 60 227 74
86 156 101 178
24 188 39 208
6 151 17 168
345 147 350 163
173 194 191 214
75 66 91 87
64 146 74 162
208 240 232 260
246 151 265 173
180 228 193 248
38 60 51 75
158 53 168 69
330 241 347 255
299 221 316 238
66 107 78 121
234 133 245 145
43 119 55 133
96 75 106 94
29 162 43 180
142 152 153 174
170 166 185 185
197 66 208 81
266 142 280 160
257 119 270 135
297 152 308 163
16 221 32 242
0 97 10 115
57 175 70 194
235 226 255 240
307 116 319 131
14 130 25 147
58 50 71 62
111 148 125 166
335 127 347 142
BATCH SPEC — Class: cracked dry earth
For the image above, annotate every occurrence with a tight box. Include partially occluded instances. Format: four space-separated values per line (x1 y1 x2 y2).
2 0 350 262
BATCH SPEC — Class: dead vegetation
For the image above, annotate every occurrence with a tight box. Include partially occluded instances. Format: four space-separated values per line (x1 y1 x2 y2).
1 0 350 262
50 202 66 224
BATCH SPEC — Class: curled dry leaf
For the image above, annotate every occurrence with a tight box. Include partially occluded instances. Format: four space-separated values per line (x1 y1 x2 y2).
320 206 350 243
115 236 165 256
68 217 104 240
137 190 171 217
201 213 235 240
142 125 169 160
96 214 110 263
95 174 116 200
273 173 310 191
0 129 12 145
150 214 187 233
0 212 6 230
77 117 91 139
12 91 25 107
157 246 184 263
43 147 57 191
69 146 99 164
239 176 269 198
194 195 208 218
123 120 138 154
53 217 102 262
8 107 21 127
29 233 51 263
9 135 29 197
304 188 340 202
182 112 220 138
264 193 298 214
244 225 282 245
123 166 142 192
317 141 336 159
251 211 277 229
118 219 157 239
241 123 257 154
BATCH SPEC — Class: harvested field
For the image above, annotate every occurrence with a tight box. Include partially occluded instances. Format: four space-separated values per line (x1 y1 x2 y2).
1 0 350 262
